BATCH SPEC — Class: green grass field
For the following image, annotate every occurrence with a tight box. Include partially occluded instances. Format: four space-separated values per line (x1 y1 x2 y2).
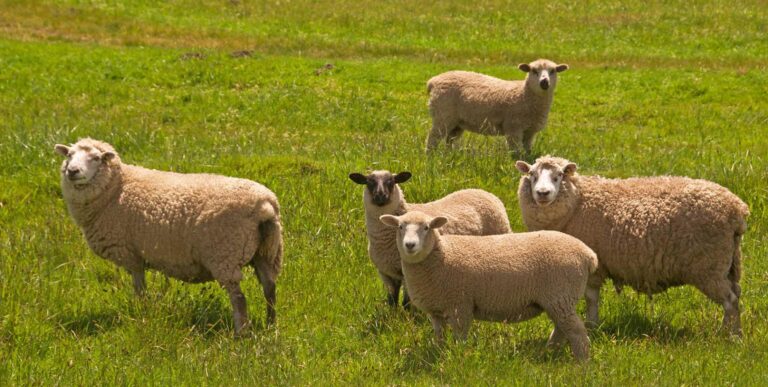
1 0 767 384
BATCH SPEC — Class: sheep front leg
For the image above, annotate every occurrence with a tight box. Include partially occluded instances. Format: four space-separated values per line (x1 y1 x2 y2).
378 272 402 307
221 281 250 337
504 132 525 157
522 129 538 154
429 314 446 345
130 269 146 296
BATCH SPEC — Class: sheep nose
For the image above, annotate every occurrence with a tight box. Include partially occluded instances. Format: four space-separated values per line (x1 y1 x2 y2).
66 168 79 176
404 242 416 250
539 79 550 89
536 189 551 197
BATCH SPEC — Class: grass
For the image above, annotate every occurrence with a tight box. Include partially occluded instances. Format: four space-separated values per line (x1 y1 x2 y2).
0 0 767 384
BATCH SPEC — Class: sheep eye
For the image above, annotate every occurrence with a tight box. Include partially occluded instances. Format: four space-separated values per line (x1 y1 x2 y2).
532 70 539 75
423 226 429 231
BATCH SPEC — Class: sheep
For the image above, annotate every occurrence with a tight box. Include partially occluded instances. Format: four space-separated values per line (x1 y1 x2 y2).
348 170 511 308
54 138 283 336
379 211 597 361
426 58 568 154
515 156 750 336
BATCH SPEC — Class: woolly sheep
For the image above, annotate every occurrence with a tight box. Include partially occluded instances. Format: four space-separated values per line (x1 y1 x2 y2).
516 156 750 335
55 138 283 336
426 59 568 154
380 211 597 361
348 170 511 308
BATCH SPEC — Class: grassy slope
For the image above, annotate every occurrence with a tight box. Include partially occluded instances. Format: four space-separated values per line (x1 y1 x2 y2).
0 0 767 384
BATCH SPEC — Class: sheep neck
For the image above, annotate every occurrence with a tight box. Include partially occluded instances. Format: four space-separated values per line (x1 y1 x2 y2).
363 184 408 238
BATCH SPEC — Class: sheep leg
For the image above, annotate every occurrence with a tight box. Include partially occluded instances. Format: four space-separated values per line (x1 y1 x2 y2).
445 127 464 149
428 314 446 345
504 133 525 157
522 130 537 154
401 286 411 310
546 306 590 361
426 120 452 152
130 269 146 296
379 273 401 307
253 259 278 326
585 285 601 329
221 281 250 337
546 325 566 349
696 279 742 337
446 308 472 342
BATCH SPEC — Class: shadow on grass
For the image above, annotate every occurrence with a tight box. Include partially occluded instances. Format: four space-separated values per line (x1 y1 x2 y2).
359 302 427 337
595 311 691 344
56 309 123 336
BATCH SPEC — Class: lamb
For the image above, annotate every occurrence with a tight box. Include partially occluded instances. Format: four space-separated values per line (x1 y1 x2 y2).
516 156 750 336
426 58 568 154
379 211 597 361
348 170 511 308
54 138 283 336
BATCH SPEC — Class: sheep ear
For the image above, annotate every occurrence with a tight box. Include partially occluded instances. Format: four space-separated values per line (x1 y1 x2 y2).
394 171 412 184
54 144 70 157
564 163 577 175
429 216 448 229
349 173 368 185
101 151 116 162
379 215 400 227
556 64 569 73
515 161 532 174
518 63 531 73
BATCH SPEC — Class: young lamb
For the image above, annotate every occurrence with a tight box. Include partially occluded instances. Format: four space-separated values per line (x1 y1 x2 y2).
55 138 283 336
348 170 511 308
380 211 597 361
516 156 750 336
426 58 568 154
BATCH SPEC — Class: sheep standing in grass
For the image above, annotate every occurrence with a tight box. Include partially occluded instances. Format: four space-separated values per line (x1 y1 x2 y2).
349 170 511 308
516 156 750 335
55 138 283 336
380 211 597 361
426 59 568 154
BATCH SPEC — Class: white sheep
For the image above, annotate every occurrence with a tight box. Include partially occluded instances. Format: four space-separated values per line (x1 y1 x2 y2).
348 170 511 307
426 59 568 154
55 138 283 336
380 211 597 361
516 156 750 335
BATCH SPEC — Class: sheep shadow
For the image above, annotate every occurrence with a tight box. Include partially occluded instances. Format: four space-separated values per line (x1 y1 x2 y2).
56 309 123 336
359 303 427 338
593 311 691 344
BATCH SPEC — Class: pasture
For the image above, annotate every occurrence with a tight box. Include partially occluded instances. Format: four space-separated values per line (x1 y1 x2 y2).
0 0 766 384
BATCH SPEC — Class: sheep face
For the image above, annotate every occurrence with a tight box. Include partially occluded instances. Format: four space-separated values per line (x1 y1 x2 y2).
516 157 576 206
518 59 568 95
380 212 448 263
349 170 411 207
55 142 115 187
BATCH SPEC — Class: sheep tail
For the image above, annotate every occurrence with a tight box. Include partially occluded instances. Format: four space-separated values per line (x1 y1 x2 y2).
585 249 599 275
257 203 284 275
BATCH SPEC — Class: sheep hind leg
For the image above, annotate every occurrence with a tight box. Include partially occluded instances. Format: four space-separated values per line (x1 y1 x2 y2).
221 280 251 337
696 279 742 337
545 301 590 361
253 259 278 326
585 285 601 329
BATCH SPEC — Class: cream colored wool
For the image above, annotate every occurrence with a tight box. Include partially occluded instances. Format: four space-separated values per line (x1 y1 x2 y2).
350 170 511 307
516 155 750 335
56 138 283 336
380 211 596 361
426 59 567 153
